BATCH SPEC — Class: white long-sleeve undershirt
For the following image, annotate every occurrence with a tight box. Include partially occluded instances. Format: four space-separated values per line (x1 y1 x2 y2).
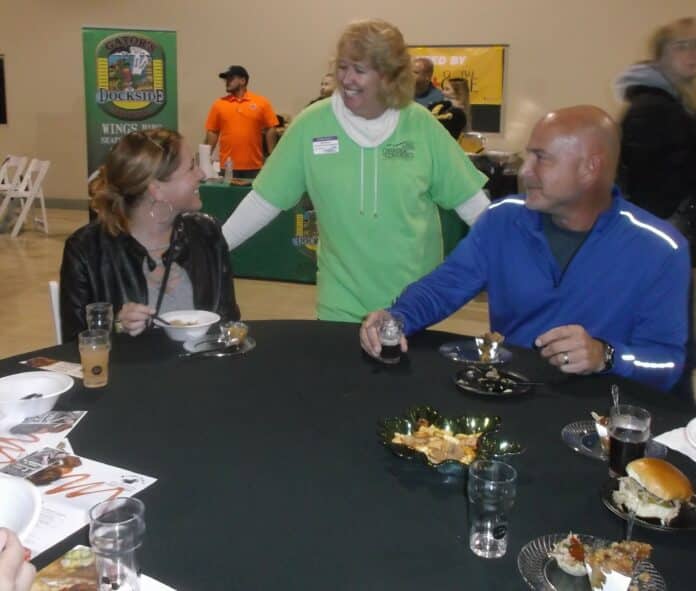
221 188 490 251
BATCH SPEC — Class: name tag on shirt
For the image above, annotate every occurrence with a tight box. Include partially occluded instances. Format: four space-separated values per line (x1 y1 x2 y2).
312 136 339 155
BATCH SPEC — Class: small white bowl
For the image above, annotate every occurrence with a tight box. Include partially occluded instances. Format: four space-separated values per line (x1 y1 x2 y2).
156 310 221 342
0 371 74 426
0 474 42 541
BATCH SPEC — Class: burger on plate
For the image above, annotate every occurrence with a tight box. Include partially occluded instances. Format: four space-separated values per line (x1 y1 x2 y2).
612 457 694 525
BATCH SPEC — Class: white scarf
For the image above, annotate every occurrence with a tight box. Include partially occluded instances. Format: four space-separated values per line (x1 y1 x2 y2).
331 92 400 148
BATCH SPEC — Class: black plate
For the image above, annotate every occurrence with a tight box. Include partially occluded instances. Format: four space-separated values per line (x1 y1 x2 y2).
601 478 696 532
453 365 532 397
377 405 524 475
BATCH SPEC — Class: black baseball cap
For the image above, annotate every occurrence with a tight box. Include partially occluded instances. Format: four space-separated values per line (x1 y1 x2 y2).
218 65 249 81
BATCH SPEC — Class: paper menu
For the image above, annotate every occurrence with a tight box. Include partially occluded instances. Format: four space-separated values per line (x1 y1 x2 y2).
31 545 175 591
2 448 156 558
0 411 86 467
19 356 83 379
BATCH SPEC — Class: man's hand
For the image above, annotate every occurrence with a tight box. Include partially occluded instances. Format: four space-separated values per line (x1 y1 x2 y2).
117 303 156 337
0 528 35 591
360 310 408 359
205 131 219 152
535 325 605 374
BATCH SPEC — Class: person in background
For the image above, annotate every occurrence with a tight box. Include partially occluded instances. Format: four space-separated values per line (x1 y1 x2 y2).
413 57 444 107
222 18 489 322
60 129 240 342
308 73 337 105
616 18 696 397
361 106 690 391
430 77 470 139
205 65 280 179
0 528 34 591
616 17 696 256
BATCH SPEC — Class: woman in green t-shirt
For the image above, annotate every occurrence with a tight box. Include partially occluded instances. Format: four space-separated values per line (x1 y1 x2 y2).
223 18 488 322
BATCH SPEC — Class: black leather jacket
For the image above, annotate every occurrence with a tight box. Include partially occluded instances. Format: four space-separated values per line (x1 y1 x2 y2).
59 212 240 342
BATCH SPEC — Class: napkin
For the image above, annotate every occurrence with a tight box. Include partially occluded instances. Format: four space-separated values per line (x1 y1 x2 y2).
653 427 696 464
198 144 216 179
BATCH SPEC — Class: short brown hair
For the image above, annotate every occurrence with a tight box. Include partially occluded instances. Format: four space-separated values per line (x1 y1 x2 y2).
335 18 414 110
650 17 695 60
89 128 183 236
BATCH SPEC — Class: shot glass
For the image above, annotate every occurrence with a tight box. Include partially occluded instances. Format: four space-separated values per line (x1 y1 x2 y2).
467 459 517 558
89 497 145 591
378 315 404 365
86 302 114 332
78 329 111 389
608 405 651 477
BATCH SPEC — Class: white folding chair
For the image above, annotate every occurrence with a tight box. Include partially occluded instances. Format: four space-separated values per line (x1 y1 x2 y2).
48 280 62 345
0 158 51 238
0 154 28 198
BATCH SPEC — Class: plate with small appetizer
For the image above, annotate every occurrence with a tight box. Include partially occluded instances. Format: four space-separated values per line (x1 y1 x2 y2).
517 532 665 590
439 332 512 365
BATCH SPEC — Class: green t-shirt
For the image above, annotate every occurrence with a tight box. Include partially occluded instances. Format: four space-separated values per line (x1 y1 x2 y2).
254 101 487 321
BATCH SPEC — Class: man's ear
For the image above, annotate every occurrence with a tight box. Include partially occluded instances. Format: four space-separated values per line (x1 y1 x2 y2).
580 153 602 187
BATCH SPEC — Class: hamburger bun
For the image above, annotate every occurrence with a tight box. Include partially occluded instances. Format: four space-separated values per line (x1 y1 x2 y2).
626 458 693 501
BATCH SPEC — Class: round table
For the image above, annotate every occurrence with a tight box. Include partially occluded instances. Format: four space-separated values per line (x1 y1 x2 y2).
5 320 694 590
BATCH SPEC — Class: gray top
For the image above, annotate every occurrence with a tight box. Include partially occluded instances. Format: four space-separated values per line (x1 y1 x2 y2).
144 250 194 312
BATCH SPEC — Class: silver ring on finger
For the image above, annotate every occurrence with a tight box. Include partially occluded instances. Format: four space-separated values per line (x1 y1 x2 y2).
562 352 570 365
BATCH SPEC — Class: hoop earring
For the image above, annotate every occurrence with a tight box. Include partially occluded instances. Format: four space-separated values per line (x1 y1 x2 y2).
149 199 174 224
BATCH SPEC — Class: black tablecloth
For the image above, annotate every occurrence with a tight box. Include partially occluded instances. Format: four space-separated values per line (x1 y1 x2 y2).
4 320 695 590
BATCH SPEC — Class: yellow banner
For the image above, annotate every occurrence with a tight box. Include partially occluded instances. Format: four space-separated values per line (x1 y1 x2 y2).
408 46 505 105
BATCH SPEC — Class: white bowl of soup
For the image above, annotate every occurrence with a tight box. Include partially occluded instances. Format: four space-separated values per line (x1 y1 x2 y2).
156 310 221 342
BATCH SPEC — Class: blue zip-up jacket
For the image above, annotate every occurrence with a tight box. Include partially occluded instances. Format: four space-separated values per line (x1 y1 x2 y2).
390 192 690 391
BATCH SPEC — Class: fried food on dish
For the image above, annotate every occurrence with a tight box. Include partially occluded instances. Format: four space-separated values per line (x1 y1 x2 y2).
391 420 482 465
584 540 652 590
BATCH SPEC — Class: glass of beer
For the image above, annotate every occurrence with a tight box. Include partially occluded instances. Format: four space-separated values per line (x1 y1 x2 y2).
79 329 111 388
608 404 651 477
378 315 404 364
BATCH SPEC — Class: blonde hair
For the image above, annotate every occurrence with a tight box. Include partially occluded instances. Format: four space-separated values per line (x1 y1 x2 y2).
444 77 471 131
650 17 696 110
89 128 183 236
335 18 414 110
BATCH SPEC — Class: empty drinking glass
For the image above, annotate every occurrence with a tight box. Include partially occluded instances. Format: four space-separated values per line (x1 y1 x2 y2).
86 302 114 332
89 497 145 591
467 459 517 558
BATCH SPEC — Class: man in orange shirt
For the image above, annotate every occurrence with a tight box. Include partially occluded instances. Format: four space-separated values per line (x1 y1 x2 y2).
205 65 279 179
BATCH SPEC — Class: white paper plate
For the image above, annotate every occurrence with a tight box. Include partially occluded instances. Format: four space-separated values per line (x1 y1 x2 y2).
686 417 696 448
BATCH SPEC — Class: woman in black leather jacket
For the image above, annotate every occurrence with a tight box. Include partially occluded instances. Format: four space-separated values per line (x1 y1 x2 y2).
60 129 240 342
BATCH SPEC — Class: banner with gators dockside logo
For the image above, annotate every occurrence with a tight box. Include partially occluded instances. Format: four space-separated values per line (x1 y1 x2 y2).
82 27 177 178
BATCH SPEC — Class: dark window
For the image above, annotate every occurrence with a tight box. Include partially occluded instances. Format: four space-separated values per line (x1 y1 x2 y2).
0 57 6 124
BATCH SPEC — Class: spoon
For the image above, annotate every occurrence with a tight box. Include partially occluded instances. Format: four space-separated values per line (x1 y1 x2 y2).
611 384 620 408
625 509 636 541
